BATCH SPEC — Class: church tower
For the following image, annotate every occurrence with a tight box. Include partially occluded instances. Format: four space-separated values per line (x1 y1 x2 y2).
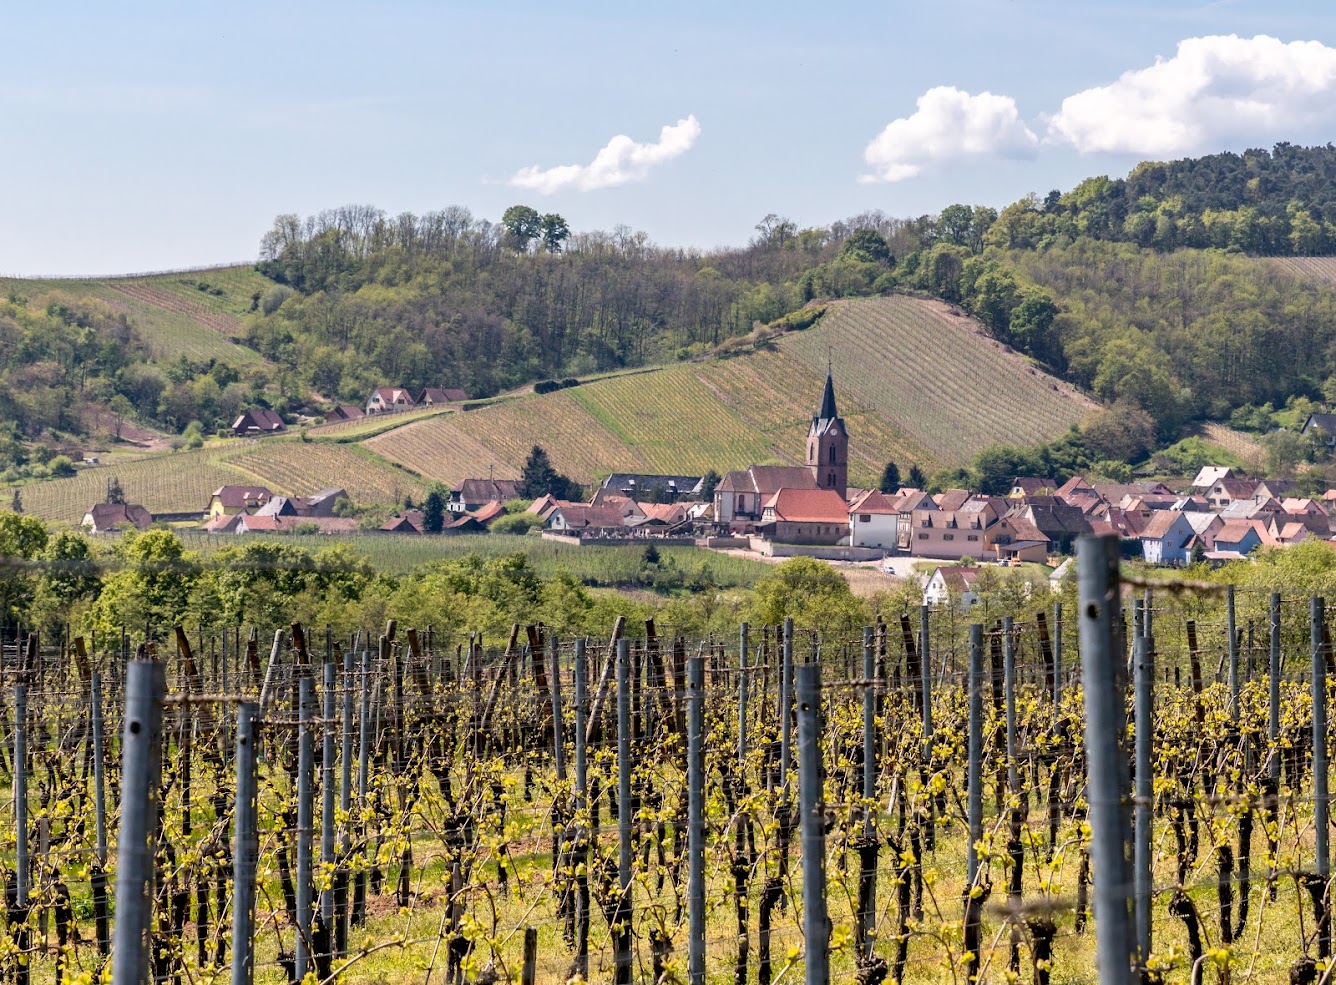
806 369 848 498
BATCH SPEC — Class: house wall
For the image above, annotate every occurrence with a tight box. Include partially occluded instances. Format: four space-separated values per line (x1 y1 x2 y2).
771 520 846 546
911 524 987 560
850 512 898 549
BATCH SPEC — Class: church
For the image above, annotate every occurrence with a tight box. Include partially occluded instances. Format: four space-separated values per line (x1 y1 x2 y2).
712 371 855 544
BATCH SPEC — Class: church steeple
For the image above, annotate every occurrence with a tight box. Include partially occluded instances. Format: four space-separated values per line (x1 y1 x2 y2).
806 369 848 498
817 370 839 423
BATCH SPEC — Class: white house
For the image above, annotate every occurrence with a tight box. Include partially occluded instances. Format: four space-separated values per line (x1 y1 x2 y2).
1139 511 1198 565
848 490 899 549
923 567 981 609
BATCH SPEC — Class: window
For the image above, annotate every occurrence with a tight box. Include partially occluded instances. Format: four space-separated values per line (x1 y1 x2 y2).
944 534 954 541
736 495 745 512
918 532 928 540
967 534 978 541
860 514 871 523
829 446 836 463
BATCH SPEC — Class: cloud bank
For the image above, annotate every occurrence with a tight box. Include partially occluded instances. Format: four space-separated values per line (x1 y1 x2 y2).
1047 35 1336 156
861 86 1039 183
509 115 701 194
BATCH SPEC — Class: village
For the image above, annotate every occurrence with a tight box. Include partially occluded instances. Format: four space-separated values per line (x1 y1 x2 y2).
76 373 1336 603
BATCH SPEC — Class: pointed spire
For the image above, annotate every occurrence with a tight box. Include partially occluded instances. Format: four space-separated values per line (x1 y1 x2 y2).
818 370 838 423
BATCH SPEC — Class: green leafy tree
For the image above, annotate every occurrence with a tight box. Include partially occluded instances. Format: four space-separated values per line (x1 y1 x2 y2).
878 461 901 494
540 214 570 253
908 464 926 489
840 229 894 266
36 532 101 630
422 487 446 534
748 557 866 637
502 205 542 253
0 511 49 629
973 445 1040 496
106 476 126 505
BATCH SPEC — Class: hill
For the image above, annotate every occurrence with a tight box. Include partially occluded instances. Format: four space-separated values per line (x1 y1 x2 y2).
364 295 1093 486
0 265 274 368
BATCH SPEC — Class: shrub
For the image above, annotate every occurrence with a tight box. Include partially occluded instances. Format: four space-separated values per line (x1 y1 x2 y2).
490 513 544 535
533 380 561 395
561 378 580 389
48 456 76 478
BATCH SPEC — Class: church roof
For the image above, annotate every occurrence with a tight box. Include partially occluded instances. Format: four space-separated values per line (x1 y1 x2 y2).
818 371 838 422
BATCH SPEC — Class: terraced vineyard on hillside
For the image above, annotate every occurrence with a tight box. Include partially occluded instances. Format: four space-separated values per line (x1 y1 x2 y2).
692 349 938 475
784 297 1096 463
0 264 272 367
225 440 425 504
367 296 1082 485
1271 256 1336 286
14 448 243 523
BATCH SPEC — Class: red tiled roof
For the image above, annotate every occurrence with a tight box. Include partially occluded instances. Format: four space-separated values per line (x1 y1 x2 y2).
763 488 850 524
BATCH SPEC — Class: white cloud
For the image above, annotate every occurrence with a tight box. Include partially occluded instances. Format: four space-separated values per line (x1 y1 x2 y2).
861 87 1038 183
1048 35 1336 156
509 115 701 194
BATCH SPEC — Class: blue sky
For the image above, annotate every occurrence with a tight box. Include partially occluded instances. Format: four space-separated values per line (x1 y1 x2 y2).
3 0 1335 275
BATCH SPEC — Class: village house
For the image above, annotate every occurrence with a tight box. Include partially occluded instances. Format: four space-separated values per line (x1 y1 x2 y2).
418 387 468 406
206 486 273 521
546 504 626 534
1205 476 1258 509
848 490 899 549
990 515 1050 563
235 515 358 535
446 501 505 533
1008 477 1058 498
923 567 982 608
326 405 364 423
758 488 850 545
449 478 520 514
365 387 415 415
909 501 1000 561
714 466 817 526
83 502 152 533
1302 413 1336 448
1139 511 1199 565
1211 520 1267 557
593 473 704 505
231 408 286 437
1253 478 1300 501
381 510 424 534
1192 466 1235 489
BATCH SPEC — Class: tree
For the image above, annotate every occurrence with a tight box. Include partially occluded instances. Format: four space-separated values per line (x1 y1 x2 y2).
699 469 721 501
878 461 901 494
9 489 19 514
908 464 926 489
540 214 570 254
520 445 558 499
973 445 1039 496
840 229 894 266
519 445 576 500
422 488 446 534
106 476 126 505
501 205 542 253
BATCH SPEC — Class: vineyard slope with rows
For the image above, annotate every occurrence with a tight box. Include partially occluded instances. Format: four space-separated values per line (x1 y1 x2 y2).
366 295 1089 483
